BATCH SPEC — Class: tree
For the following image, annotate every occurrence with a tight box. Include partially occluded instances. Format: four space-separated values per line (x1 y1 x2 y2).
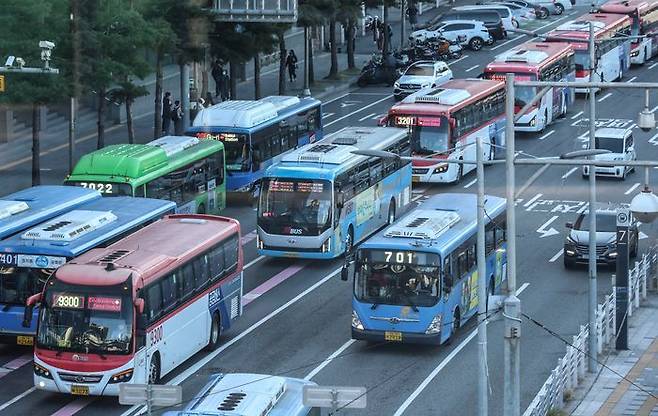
298 2 324 85
336 0 362 70
0 0 68 185
108 81 149 143
244 24 278 99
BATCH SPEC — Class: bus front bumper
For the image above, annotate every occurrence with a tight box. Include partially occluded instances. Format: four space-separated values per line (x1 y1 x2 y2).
0 331 35 346
351 327 442 345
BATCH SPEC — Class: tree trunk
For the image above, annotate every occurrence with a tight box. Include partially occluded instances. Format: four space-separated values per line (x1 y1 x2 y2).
327 18 339 79
97 89 106 149
154 50 163 139
126 100 134 144
347 20 356 70
201 68 209 101
309 31 315 84
383 6 390 53
229 61 238 99
31 103 41 186
278 32 286 95
254 53 261 100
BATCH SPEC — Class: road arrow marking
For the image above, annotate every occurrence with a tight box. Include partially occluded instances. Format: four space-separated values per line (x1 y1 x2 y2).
340 100 360 108
640 231 649 240
649 132 658 146
537 215 560 238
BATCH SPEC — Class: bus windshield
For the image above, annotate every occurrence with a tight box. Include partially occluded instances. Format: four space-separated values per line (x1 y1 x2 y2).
258 178 332 236
515 86 538 107
410 116 450 155
355 262 441 307
221 133 250 172
37 279 133 355
0 267 52 306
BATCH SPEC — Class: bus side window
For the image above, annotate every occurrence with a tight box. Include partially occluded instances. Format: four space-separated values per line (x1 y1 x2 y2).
145 283 163 323
457 249 468 278
208 243 225 281
224 235 239 274
443 256 453 290
161 272 178 311
180 262 196 298
194 254 211 285
485 223 495 254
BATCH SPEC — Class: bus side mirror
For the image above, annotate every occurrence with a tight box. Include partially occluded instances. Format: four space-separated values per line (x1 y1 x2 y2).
22 293 42 328
565 222 573 229
134 298 145 315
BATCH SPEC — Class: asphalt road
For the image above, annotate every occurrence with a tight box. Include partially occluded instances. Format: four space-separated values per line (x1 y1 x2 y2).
2 7 658 416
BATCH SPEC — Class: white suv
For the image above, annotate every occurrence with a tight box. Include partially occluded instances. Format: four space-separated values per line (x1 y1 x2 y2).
582 127 636 180
393 61 453 101
410 20 493 51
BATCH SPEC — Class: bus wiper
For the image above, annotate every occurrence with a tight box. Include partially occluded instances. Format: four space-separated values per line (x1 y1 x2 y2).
371 303 379 310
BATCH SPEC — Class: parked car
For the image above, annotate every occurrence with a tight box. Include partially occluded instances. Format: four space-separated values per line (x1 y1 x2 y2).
505 0 550 19
410 20 493 50
453 4 517 30
563 208 639 269
393 60 453 100
440 10 507 41
582 127 637 180
491 1 537 23
534 0 572 15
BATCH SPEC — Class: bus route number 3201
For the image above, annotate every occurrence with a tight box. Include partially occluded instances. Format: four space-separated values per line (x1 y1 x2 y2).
149 325 163 346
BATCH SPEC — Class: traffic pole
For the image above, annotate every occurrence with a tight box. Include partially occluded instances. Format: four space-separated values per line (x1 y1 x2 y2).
476 134 488 416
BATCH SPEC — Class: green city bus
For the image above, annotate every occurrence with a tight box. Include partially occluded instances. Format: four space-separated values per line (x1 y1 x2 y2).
65 136 226 214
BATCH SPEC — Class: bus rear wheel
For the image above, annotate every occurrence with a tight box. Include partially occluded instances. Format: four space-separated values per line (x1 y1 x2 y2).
148 354 160 384
206 312 221 351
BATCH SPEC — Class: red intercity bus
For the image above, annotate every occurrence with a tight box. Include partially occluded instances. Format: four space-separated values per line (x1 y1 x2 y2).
598 0 658 64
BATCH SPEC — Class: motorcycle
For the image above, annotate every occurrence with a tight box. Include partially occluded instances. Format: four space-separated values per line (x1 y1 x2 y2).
416 37 463 60
357 53 405 87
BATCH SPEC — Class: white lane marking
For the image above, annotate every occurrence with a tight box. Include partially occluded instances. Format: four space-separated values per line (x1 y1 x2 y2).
524 193 542 208
649 62 658 69
449 55 469 65
393 283 529 416
325 96 393 127
323 112 335 118
240 230 258 245
465 65 479 72
0 387 37 412
491 37 521 50
550 249 564 263
538 130 555 141
640 231 649 240
359 112 377 121
304 339 356 381
412 187 428 194
649 132 658 146
651 105 658 113
536 215 560 238
625 182 641 195
118 267 344 416
570 111 583 120
626 76 637 83
597 92 613 102
562 167 578 179
324 92 352 105
245 255 265 269
412 194 424 202
463 179 477 188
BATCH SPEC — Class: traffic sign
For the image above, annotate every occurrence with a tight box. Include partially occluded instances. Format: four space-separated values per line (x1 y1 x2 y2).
303 385 367 409
0 75 5 92
119 384 182 406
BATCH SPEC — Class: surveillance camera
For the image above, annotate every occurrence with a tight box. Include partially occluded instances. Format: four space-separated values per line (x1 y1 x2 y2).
638 107 656 132
4 56 15 67
39 41 55 50
14 57 25 68
630 188 658 223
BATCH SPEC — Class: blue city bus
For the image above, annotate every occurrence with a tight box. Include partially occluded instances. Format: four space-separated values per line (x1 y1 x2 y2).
0 196 175 345
163 373 321 416
350 193 507 345
257 126 413 259
0 186 101 240
187 96 323 195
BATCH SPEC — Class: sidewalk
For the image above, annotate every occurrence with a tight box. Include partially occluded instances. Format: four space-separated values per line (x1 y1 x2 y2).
569 295 658 416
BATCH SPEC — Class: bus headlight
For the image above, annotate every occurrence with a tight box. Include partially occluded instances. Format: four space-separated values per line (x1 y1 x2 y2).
631 49 640 57
425 314 442 334
433 164 448 174
34 363 53 379
109 368 134 384
321 237 331 253
530 116 537 126
352 310 364 330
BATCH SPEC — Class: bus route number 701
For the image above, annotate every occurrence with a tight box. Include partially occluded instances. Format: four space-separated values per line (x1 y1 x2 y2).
385 251 414 264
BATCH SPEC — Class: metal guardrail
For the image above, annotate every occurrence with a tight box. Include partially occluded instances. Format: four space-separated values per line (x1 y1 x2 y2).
523 251 657 416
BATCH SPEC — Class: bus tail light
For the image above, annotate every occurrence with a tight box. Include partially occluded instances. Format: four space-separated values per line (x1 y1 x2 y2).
109 368 134 384
352 311 364 330
425 314 442 334
34 363 53 379
256 234 263 249
575 69 590 78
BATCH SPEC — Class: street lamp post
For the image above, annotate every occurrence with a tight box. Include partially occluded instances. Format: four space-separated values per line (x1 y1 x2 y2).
476 135 488 416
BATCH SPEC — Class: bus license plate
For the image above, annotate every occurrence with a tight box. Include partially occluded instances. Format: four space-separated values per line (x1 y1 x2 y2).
71 385 89 396
385 331 402 342
16 336 33 346
412 176 420 183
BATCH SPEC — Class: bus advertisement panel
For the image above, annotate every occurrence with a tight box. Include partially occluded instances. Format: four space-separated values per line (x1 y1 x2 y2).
65 136 225 214
484 41 575 132
187 96 322 196
257 127 412 259
382 79 506 184
0 186 100 240
350 193 507 345
0 197 175 345
30 214 243 396
598 0 658 65
546 13 632 91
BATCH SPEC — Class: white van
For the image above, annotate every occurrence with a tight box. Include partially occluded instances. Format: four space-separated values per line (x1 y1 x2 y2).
582 127 636 180
454 4 517 30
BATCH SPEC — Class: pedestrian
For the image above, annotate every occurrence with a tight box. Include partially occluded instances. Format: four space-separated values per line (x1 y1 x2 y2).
211 59 223 97
372 16 380 43
162 91 172 135
407 4 419 31
376 20 384 50
286 49 298 82
171 100 183 135
386 24 393 51
220 70 230 101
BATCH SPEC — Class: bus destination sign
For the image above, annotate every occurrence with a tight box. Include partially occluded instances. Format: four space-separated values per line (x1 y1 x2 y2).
0 253 66 269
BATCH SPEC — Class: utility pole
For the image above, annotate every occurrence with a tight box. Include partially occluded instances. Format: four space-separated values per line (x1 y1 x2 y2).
303 27 311 97
181 64 190 130
587 22 598 373
476 135 488 416
69 0 80 175
400 0 406 49
503 73 521 416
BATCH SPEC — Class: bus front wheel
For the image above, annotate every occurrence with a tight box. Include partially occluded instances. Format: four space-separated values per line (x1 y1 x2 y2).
206 312 221 351
446 308 460 345
148 354 161 384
